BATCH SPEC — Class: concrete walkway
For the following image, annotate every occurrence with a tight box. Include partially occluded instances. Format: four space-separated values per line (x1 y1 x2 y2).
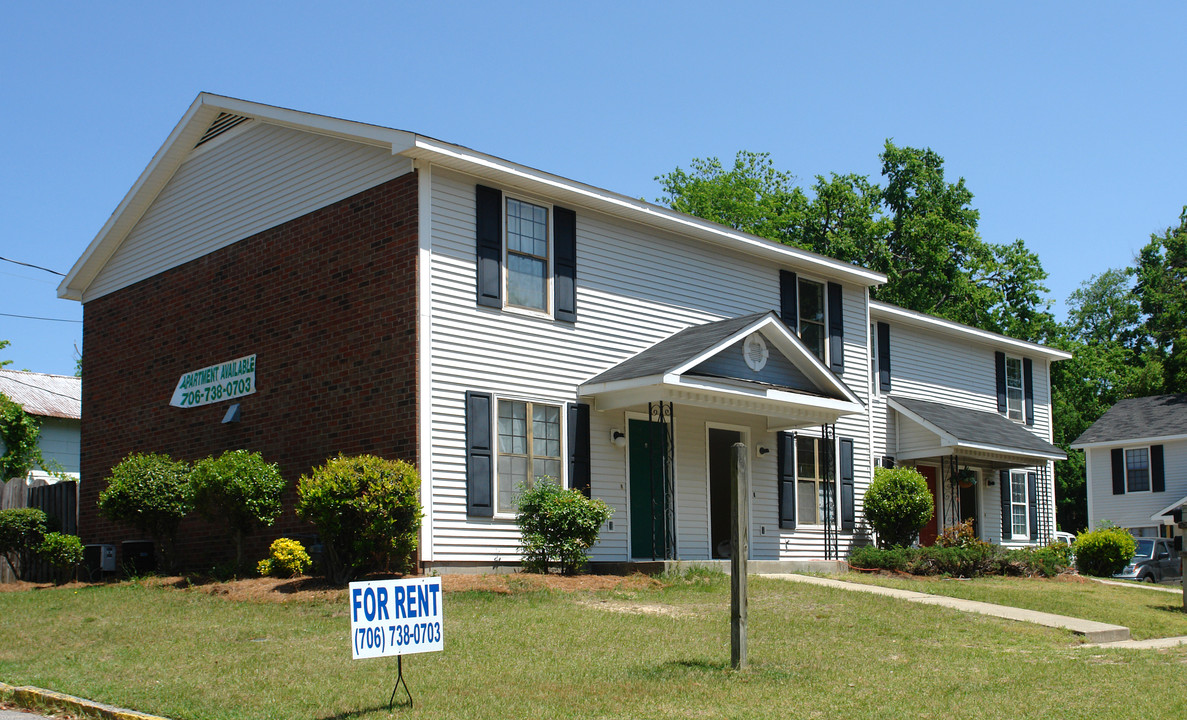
763 573 1141 644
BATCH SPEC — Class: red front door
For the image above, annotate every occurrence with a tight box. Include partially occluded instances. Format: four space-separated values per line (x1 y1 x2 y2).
917 465 939 546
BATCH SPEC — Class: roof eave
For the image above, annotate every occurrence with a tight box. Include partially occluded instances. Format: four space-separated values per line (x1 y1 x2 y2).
869 301 1072 361
1070 432 1187 450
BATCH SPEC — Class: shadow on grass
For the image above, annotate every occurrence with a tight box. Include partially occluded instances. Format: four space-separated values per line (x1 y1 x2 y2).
315 701 409 720
632 658 794 682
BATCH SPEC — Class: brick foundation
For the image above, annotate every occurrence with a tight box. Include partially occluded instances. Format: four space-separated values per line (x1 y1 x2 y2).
79 172 419 569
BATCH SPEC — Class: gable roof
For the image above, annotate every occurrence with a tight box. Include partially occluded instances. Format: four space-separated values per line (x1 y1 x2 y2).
59 93 886 302
888 396 1065 465
0 370 82 420
1070 393 1187 448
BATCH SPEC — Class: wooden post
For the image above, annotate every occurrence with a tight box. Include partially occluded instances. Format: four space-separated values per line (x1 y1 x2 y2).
731 442 748 670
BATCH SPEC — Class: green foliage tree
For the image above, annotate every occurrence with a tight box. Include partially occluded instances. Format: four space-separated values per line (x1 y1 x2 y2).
0 339 11 368
0 507 47 580
295 454 422 584
1134 207 1187 393
863 466 934 549
190 449 286 572
39 531 84 584
0 392 43 482
97 453 193 572
516 478 613 574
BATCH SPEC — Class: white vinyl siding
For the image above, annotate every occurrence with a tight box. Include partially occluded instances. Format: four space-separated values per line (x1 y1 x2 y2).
85 122 413 302
426 167 873 562
1087 439 1187 532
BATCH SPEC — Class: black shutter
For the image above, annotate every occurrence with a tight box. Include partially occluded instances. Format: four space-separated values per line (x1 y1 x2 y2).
780 271 798 327
1000 470 1012 539
827 282 844 373
877 322 892 392
1111 448 1126 495
553 206 577 322
1027 471 1038 541
567 402 591 497
475 185 503 308
465 391 494 516
1151 444 1165 493
1023 358 1035 426
995 352 1007 414
839 438 855 531
778 431 797 529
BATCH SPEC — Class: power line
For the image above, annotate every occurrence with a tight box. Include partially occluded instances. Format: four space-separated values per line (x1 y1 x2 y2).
0 312 81 323
0 256 65 276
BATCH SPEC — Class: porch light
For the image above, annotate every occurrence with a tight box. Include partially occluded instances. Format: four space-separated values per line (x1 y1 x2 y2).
610 429 626 448
756 445 771 457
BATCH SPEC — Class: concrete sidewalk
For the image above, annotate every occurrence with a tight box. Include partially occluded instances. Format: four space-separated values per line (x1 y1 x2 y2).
763 573 1140 644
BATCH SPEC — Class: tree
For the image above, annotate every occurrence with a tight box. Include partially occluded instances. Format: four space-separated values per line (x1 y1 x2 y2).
655 143 1054 341
0 339 11 368
97 453 193 571
190 450 286 572
0 392 43 482
1134 207 1187 393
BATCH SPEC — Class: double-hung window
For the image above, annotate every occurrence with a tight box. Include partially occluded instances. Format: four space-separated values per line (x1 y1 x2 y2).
505 198 549 311
1010 471 1029 539
798 279 826 362
796 436 830 525
1125 447 1150 492
496 399 561 513
1004 356 1024 421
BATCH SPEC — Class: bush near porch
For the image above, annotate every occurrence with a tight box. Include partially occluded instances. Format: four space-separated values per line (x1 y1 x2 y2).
848 522 1074 578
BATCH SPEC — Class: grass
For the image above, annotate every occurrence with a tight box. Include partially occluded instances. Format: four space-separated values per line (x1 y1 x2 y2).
839 572 1187 640
0 573 1183 719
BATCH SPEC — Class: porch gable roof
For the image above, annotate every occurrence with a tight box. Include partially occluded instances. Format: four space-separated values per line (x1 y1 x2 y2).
888 395 1066 467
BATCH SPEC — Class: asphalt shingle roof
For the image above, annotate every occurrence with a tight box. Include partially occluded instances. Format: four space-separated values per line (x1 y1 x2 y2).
0 370 82 420
584 312 775 385
890 396 1064 457
1072 393 1187 446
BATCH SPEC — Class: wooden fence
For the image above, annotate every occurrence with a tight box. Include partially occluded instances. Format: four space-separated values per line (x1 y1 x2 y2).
0 478 78 583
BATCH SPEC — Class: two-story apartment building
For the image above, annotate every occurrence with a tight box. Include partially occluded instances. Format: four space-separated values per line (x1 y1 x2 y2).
57 94 1067 571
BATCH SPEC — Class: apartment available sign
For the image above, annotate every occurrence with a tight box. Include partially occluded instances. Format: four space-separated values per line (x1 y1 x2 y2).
170 354 257 408
350 577 444 659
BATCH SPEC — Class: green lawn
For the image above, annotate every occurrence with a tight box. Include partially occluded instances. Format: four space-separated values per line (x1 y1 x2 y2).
0 573 1184 720
838 572 1187 640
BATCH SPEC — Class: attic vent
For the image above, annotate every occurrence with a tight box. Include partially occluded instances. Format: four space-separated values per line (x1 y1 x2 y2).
195 112 251 147
743 333 769 372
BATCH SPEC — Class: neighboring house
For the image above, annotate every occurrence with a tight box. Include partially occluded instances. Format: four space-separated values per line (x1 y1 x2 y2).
1071 393 1187 549
56 94 1068 571
0 369 81 483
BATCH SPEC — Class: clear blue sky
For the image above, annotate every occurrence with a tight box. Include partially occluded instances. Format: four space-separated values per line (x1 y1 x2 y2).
2 2 1185 375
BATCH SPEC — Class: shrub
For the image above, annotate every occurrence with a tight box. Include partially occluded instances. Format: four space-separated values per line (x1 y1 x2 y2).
863 466 934 548
257 537 312 578
849 544 911 572
97 453 193 572
39 532 84 584
1073 525 1137 577
0 507 48 580
190 450 286 571
0 392 42 482
1001 545 1071 578
296 454 422 584
936 519 978 548
516 479 613 574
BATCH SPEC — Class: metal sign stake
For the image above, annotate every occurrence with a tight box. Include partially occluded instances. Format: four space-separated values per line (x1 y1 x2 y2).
389 654 413 710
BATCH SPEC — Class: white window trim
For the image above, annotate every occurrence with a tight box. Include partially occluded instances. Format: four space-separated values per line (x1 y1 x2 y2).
794 433 839 529
502 193 553 316
1004 354 1024 423
492 395 566 518
1009 470 1030 541
1123 445 1153 495
796 274 829 367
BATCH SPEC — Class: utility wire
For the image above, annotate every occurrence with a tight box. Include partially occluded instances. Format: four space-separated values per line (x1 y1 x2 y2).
0 312 81 323
0 256 65 276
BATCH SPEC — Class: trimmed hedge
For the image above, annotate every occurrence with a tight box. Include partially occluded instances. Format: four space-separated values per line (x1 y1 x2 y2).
849 540 1073 578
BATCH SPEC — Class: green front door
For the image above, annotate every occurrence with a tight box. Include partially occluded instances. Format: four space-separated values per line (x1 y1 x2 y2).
629 418 669 559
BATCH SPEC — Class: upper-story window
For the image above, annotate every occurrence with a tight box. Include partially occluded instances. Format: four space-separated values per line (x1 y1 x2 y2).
1005 355 1024 421
798 278 826 362
505 198 549 311
1125 447 1150 492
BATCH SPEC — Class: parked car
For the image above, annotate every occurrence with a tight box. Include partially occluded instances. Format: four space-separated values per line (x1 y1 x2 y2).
1052 531 1075 546
1112 538 1182 583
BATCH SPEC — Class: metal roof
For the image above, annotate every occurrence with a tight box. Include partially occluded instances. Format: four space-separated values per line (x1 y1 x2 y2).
0 370 82 420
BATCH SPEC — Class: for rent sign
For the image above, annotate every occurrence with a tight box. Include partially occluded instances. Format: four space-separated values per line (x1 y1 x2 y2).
170 354 256 408
349 577 444 659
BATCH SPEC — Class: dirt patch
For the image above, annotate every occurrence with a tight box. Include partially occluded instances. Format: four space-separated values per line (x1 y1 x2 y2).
0 572 662 603
576 597 690 617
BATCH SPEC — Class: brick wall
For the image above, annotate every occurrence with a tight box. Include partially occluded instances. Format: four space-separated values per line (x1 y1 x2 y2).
79 172 419 569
